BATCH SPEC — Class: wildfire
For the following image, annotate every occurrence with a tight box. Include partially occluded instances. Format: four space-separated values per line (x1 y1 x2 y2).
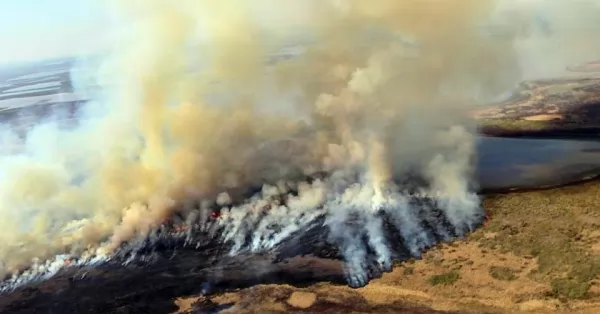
172 225 189 233
483 214 490 227
160 210 224 235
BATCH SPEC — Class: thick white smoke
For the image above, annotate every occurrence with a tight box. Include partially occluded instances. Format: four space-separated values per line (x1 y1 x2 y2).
3 0 597 289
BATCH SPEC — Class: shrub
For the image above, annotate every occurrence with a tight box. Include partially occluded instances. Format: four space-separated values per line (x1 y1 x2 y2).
428 271 459 286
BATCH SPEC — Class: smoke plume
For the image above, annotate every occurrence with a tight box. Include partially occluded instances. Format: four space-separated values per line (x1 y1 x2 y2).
2 0 575 288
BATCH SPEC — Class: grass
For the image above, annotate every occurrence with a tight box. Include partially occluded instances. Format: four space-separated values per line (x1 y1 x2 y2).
488 266 518 281
477 118 550 132
476 181 600 299
551 279 591 299
428 271 459 286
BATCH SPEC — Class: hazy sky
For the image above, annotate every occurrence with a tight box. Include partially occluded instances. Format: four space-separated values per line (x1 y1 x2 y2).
0 0 599 71
0 0 113 64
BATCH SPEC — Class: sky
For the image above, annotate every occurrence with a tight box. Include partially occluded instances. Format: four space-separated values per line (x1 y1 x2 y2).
0 0 114 64
0 0 599 71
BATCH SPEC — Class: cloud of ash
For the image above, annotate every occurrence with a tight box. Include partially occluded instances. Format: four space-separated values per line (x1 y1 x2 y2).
3 0 585 287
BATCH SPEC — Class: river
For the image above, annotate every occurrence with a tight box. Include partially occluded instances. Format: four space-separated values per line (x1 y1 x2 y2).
477 136 600 191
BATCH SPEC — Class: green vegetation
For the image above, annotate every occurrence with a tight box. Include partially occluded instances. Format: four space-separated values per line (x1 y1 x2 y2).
428 271 459 286
551 279 591 299
476 181 600 299
478 118 550 132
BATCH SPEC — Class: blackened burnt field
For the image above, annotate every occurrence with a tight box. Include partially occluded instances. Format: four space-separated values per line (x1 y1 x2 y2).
0 180 483 314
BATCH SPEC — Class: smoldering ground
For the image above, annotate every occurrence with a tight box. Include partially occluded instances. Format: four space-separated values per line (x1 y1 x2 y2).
1 0 599 290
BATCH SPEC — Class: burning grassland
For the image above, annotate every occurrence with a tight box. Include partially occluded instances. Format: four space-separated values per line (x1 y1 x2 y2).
1 173 484 292
0 0 507 287
3 0 600 305
3 1 600 312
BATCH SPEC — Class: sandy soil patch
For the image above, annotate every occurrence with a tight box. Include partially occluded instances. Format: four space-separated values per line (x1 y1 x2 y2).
523 114 563 121
287 291 317 309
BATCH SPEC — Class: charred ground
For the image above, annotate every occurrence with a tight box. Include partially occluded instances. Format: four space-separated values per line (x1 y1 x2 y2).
0 192 482 314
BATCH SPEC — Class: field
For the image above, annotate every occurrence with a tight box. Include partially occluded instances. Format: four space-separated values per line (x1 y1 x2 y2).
0 57 86 142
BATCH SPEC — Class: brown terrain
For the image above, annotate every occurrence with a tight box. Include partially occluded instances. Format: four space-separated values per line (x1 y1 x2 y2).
2 60 600 313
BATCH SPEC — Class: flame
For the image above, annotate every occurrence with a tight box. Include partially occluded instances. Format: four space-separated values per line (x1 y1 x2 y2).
483 214 490 227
